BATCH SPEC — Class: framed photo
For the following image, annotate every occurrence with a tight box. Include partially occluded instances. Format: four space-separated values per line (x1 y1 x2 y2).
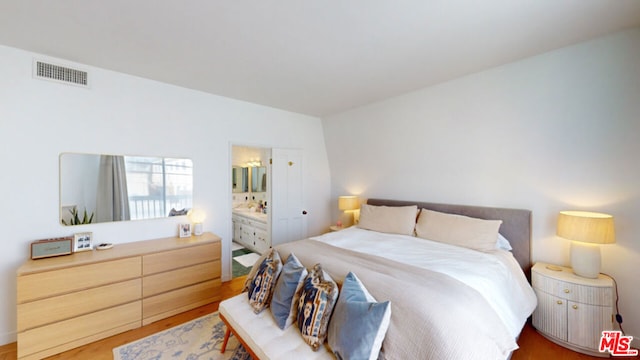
73 232 93 252
179 223 192 238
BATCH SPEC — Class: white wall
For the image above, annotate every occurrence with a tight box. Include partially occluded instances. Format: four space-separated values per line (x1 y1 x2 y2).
323 28 640 346
0 45 331 345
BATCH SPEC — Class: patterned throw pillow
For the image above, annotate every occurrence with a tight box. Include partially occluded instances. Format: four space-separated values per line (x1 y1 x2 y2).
247 249 283 314
241 251 270 293
270 253 308 329
296 263 339 351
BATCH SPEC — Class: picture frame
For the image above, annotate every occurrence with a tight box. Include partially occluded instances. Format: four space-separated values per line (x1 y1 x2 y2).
179 223 192 238
73 232 93 252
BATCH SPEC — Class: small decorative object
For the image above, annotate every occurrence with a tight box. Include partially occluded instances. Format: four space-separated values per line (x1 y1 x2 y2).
73 232 93 252
179 223 192 238
96 243 114 250
169 208 189 216
336 220 343 228
31 237 73 259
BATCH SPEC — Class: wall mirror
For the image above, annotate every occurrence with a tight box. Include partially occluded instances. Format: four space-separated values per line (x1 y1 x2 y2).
232 166 248 193
251 166 267 193
60 153 193 225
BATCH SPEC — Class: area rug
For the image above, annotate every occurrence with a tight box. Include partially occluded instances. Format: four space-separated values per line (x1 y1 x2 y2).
113 312 250 360
233 252 260 268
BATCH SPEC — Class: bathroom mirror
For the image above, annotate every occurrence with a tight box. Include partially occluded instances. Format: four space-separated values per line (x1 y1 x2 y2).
232 166 248 193
251 166 267 193
60 153 193 225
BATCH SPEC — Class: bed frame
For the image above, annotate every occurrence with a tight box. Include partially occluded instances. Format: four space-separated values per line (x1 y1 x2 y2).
366 198 532 278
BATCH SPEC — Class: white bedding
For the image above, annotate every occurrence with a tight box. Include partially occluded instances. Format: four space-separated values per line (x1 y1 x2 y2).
310 226 537 339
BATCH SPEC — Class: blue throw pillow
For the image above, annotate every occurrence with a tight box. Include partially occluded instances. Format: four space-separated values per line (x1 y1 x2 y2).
247 249 282 314
270 253 308 329
327 272 391 360
296 263 339 351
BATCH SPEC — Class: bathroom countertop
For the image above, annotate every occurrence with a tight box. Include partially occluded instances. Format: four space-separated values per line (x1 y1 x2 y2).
232 208 267 222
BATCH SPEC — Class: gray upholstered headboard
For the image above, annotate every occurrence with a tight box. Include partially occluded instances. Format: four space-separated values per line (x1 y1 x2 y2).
366 198 532 277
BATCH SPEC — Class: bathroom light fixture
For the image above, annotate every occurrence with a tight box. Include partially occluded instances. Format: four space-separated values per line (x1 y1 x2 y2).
557 211 615 278
245 159 263 167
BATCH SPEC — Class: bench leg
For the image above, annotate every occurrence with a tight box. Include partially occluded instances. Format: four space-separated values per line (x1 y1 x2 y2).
221 327 231 353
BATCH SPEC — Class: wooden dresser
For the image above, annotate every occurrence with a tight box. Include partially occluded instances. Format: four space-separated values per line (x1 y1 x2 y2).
16 232 222 360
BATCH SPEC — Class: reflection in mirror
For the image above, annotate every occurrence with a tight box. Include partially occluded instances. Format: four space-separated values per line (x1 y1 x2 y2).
251 166 267 193
232 166 248 193
60 153 193 225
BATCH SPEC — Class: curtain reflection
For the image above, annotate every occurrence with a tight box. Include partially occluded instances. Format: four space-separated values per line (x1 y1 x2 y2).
96 155 131 222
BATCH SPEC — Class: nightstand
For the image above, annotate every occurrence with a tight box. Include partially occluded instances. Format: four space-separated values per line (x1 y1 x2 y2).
531 262 614 357
329 225 344 232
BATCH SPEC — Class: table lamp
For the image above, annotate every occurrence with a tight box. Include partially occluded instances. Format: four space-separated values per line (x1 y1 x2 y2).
557 210 615 278
338 196 360 227
189 209 206 236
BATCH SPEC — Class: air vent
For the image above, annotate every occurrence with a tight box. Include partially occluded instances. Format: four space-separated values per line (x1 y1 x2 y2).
33 60 89 88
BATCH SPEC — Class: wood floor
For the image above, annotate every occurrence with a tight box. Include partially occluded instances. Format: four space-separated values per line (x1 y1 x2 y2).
1 276 636 360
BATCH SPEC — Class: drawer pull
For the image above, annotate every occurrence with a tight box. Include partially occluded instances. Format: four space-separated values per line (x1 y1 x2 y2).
563 289 570 293
572 304 578 310
557 300 563 305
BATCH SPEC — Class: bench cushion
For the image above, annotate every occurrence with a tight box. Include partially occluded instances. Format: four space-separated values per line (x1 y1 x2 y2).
220 293 335 360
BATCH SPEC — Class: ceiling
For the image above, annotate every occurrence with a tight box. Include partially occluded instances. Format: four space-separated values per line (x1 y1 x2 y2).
1 1 640 117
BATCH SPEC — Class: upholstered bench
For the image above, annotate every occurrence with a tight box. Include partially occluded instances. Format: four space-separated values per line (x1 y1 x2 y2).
219 293 335 359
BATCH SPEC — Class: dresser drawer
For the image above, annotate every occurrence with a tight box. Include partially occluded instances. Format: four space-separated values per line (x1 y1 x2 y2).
143 279 222 325
142 242 221 275
17 278 141 332
143 260 221 297
533 272 612 306
18 301 141 359
17 257 141 302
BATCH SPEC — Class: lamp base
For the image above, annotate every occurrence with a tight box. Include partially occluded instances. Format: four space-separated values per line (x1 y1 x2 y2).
194 223 203 236
339 212 354 227
570 241 601 278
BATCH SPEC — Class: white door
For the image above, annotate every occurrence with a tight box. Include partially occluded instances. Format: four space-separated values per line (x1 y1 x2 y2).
270 148 304 246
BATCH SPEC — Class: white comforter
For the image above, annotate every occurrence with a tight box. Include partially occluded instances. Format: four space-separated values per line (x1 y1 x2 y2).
310 226 537 339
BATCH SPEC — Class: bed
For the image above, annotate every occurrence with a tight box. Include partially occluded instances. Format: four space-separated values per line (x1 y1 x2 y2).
222 198 537 360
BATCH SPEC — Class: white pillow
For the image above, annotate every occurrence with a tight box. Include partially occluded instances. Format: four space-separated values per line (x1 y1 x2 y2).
415 209 502 252
357 204 418 236
496 233 512 251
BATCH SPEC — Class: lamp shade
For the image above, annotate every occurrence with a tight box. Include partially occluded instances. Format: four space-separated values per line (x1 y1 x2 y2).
338 196 359 211
557 211 615 244
188 209 206 223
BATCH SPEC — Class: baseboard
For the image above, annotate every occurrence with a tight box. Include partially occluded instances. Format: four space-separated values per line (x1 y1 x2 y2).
0 330 16 347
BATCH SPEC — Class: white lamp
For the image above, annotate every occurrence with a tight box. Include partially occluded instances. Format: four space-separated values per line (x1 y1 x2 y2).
338 196 360 227
557 211 615 278
189 209 206 236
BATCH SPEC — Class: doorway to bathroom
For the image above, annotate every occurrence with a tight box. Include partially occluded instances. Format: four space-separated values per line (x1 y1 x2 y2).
230 145 305 279
231 145 270 278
